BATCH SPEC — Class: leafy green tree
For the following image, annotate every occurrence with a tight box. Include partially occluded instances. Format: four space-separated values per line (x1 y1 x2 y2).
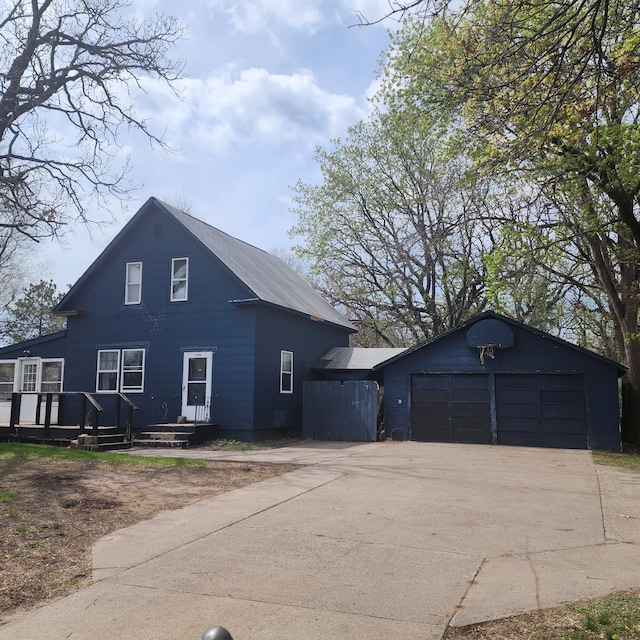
382 2 640 442
3 280 66 344
290 108 490 346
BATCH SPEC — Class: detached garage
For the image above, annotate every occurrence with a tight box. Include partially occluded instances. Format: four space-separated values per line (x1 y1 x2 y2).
379 312 625 450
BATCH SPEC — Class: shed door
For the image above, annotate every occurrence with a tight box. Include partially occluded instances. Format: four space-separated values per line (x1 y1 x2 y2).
496 374 587 449
411 374 491 444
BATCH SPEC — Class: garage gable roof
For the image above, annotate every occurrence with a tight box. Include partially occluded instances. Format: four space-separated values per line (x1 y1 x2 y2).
373 311 627 376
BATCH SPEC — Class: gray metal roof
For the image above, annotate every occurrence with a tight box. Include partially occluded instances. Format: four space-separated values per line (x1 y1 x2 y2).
157 200 355 330
312 347 407 371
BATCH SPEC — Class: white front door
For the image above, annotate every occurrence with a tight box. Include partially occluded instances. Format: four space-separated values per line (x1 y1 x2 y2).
181 352 213 422
19 358 40 422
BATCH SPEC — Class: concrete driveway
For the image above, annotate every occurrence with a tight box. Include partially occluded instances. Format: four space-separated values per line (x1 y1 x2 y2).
1 442 639 640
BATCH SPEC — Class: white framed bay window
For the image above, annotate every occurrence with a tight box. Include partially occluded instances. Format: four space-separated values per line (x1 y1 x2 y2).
97 348 145 393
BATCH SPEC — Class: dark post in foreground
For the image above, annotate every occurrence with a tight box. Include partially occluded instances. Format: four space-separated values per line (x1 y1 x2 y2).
202 627 234 640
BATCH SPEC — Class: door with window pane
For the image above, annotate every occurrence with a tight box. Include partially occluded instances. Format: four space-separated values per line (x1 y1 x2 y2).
181 352 212 421
19 359 39 423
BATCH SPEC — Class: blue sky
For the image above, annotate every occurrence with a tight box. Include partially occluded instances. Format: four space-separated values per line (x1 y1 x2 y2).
40 0 393 290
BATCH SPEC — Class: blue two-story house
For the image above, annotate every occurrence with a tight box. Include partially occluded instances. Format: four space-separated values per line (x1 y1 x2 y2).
0 197 355 441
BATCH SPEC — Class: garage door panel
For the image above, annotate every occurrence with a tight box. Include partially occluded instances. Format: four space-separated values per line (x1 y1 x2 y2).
412 426 450 442
497 375 538 390
452 375 488 390
498 418 540 433
413 401 450 417
411 374 491 444
496 374 586 449
499 389 540 404
413 389 449 403
499 404 540 419
452 402 491 417
499 431 540 446
452 388 489 402
541 390 583 405
543 432 585 449
452 426 492 444
412 414 449 430
412 375 450 390
540 375 583 390
542 404 584 419
542 419 585 434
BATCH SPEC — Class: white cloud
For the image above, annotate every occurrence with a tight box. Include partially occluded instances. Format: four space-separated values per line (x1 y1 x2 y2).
207 0 327 34
133 67 367 153
205 0 394 34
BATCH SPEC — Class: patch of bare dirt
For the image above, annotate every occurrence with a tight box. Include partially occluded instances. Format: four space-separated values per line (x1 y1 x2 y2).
0 456 297 623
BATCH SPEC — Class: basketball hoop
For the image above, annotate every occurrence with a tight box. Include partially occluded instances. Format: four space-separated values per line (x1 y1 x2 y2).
478 344 496 366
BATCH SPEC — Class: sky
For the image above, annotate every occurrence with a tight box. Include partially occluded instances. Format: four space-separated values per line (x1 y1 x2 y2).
38 0 395 291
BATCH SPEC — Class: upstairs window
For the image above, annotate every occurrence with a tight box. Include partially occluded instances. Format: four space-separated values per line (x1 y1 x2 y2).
171 258 189 302
125 262 142 305
280 350 293 394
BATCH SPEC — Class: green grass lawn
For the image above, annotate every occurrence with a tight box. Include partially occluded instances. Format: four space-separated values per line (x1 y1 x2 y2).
0 442 208 468
592 447 640 472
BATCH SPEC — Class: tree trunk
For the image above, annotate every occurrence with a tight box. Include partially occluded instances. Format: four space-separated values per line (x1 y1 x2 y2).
620 335 640 446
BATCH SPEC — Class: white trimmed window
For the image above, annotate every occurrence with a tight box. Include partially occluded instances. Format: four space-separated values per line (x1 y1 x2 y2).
96 349 145 393
125 262 142 305
121 349 145 392
171 257 189 302
40 360 64 393
0 361 15 401
0 359 64 400
97 350 120 391
280 350 293 394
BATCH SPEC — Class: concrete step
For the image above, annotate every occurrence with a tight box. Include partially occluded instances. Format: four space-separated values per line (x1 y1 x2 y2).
131 438 188 449
131 423 219 448
136 431 193 441
70 432 131 451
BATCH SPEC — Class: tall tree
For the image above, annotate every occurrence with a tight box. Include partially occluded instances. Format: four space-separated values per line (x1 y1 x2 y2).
382 2 640 442
290 109 490 346
0 0 184 240
3 279 65 343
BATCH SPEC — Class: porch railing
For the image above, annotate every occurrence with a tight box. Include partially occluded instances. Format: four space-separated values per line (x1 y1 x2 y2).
9 391 137 441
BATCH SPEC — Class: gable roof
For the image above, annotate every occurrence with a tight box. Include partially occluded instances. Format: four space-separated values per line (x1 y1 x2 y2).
311 347 407 371
372 310 627 375
55 197 355 331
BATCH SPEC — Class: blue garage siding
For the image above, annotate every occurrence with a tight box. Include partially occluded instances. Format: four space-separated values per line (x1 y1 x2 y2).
381 314 622 450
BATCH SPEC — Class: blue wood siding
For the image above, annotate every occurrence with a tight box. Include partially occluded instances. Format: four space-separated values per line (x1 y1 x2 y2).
382 320 622 449
251 306 350 439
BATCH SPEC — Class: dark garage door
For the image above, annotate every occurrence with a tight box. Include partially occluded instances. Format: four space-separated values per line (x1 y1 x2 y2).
411 374 491 444
496 374 587 449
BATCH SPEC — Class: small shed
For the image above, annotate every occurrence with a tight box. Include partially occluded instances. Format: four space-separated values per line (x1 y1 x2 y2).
377 312 625 450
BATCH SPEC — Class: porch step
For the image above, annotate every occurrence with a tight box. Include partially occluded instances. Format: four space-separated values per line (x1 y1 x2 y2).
1 424 131 450
131 423 218 448
70 430 131 451
131 437 190 449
